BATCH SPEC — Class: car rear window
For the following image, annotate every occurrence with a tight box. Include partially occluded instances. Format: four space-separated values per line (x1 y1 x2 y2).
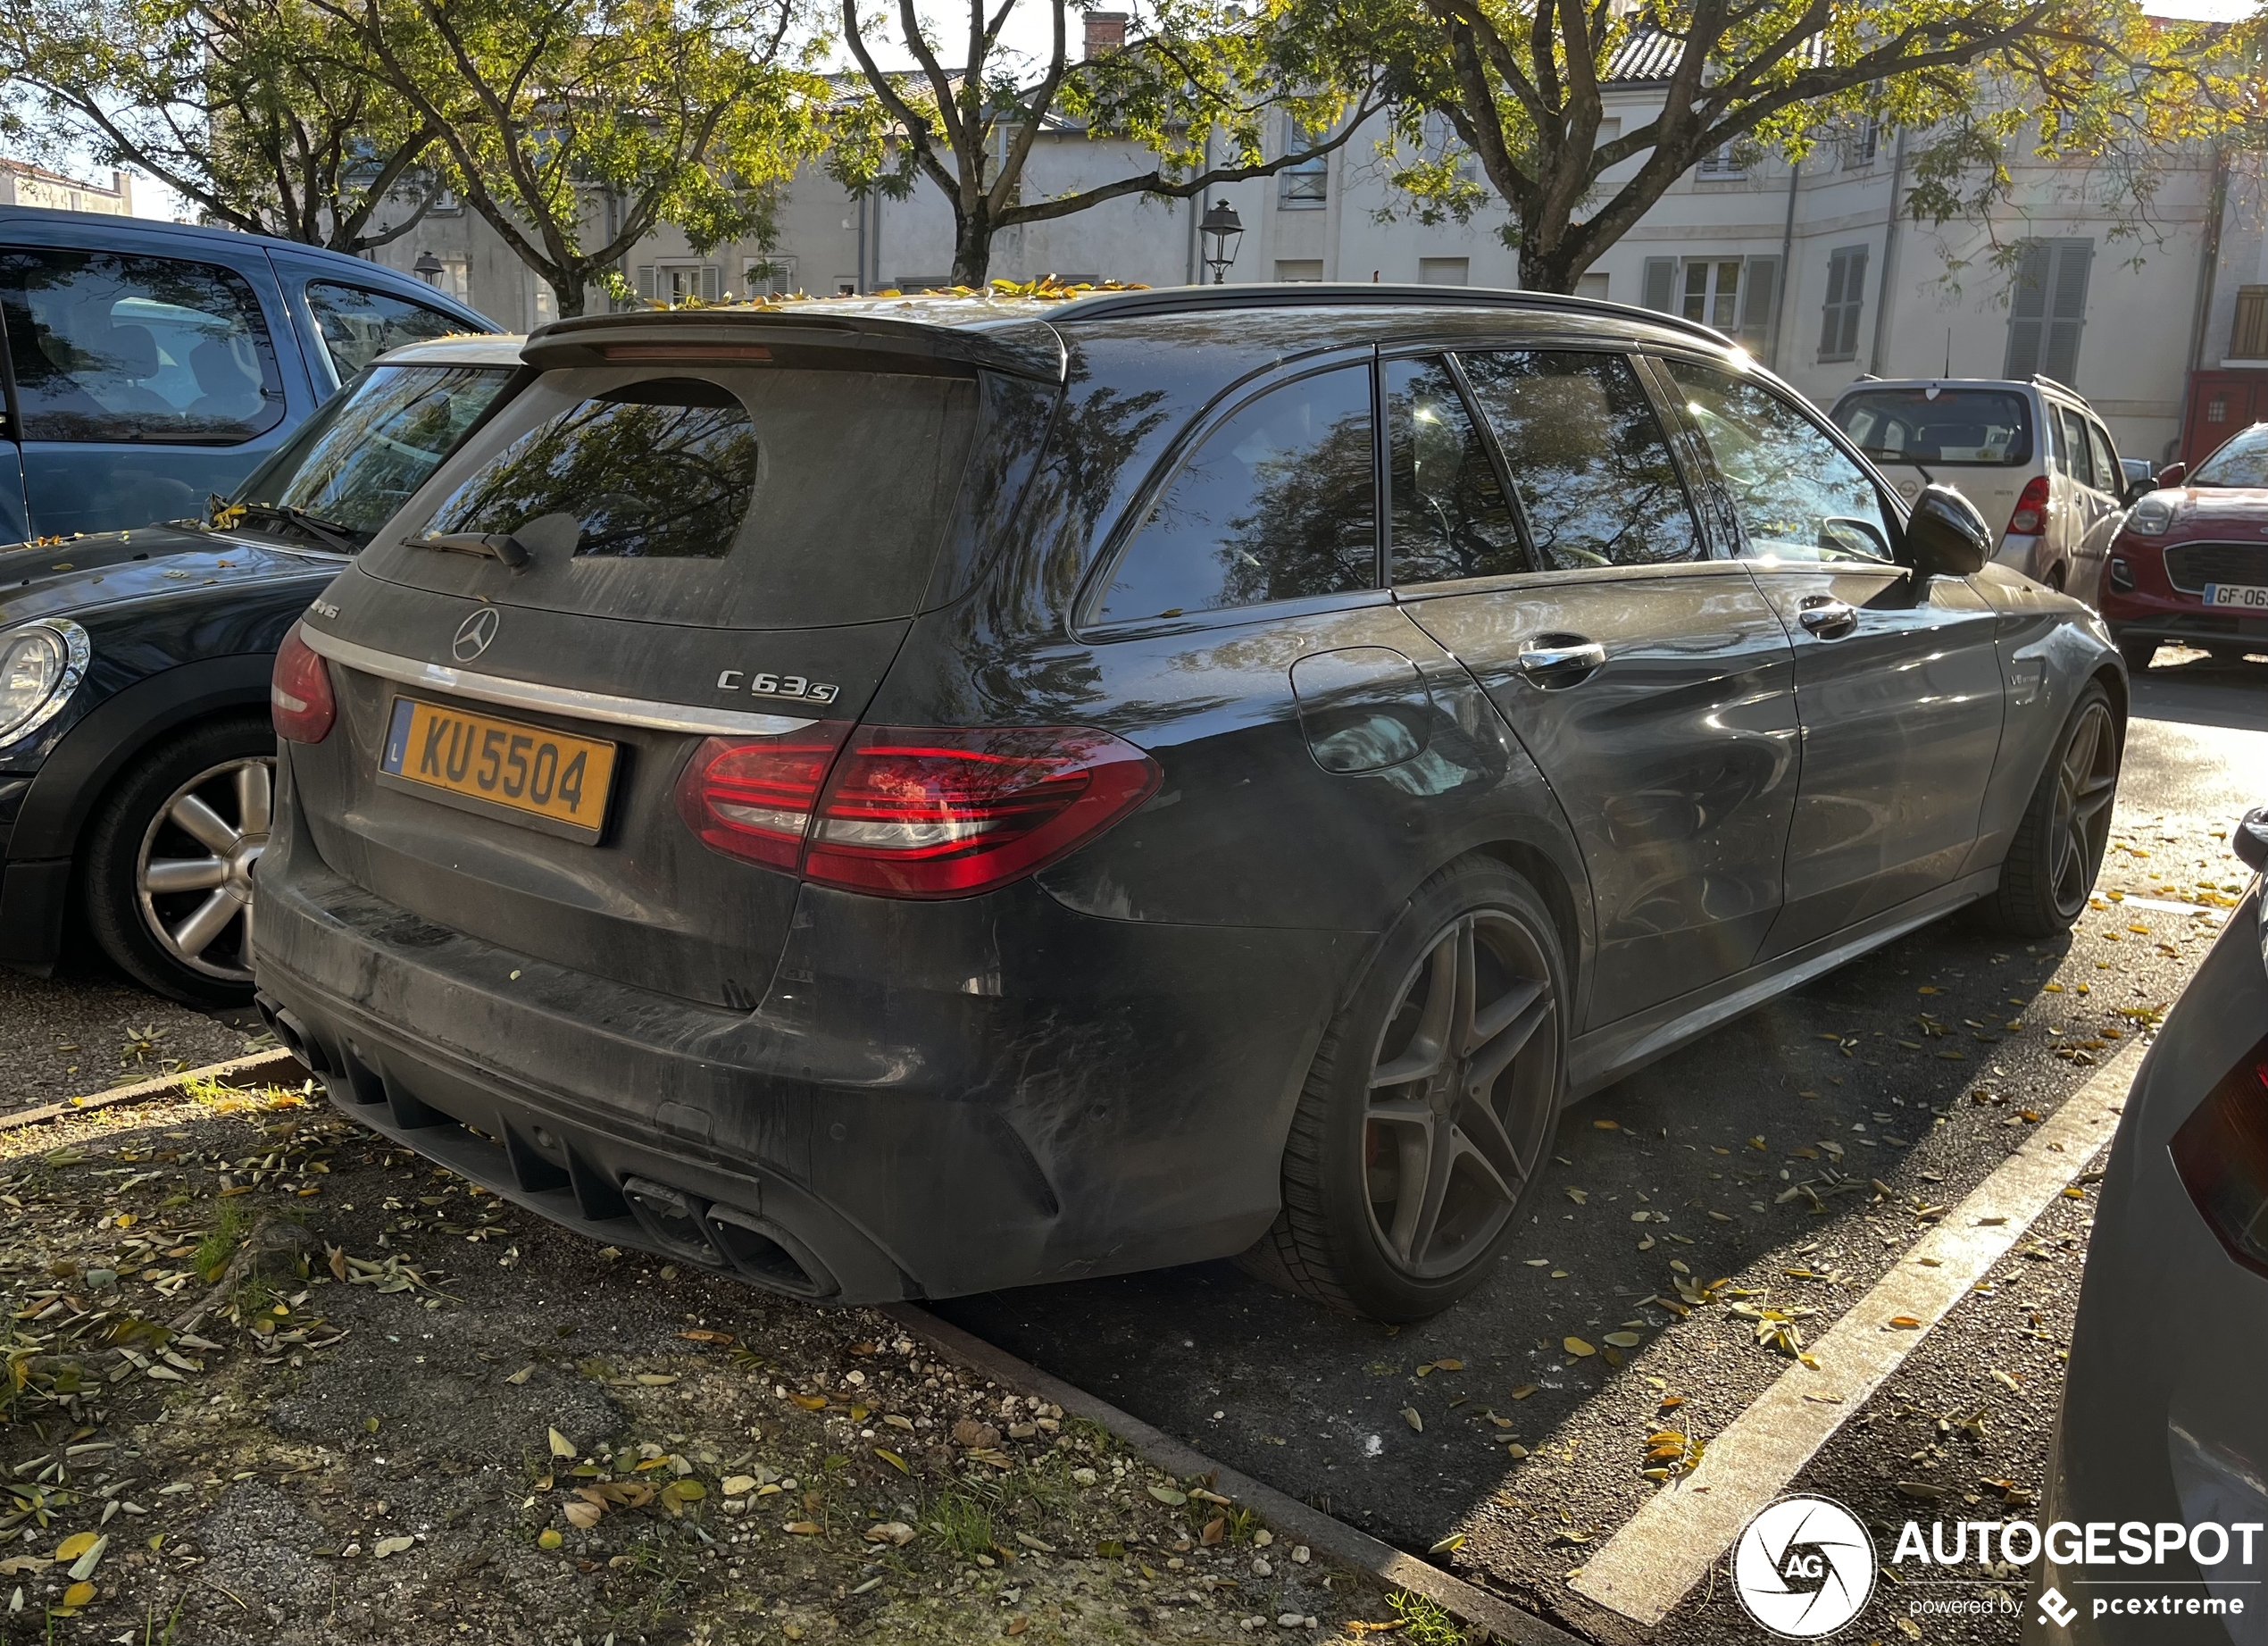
1831 388 2032 467
359 365 978 629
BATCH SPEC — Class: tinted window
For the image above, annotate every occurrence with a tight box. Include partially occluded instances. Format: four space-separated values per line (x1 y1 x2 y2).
0 249 284 443
229 363 514 544
2055 406 2095 489
1831 387 2031 466
308 282 469 379
1386 355 1524 585
1094 364 1375 623
1665 360 1894 563
1455 350 1700 571
424 379 757 561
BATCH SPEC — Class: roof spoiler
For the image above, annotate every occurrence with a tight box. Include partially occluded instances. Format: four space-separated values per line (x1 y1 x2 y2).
521 309 1066 383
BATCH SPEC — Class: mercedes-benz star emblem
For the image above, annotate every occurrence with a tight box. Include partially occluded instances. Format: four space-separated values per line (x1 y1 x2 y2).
452 608 500 663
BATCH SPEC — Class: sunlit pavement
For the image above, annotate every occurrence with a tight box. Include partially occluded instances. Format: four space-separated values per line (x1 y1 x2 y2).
934 648 2268 1644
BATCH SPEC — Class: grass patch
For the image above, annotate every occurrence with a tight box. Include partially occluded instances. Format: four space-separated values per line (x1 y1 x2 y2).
1388 1592 1466 1645
928 1483 998 1561
192 1199 254 1283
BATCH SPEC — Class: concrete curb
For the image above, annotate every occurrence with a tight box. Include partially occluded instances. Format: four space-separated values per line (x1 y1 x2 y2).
0 1047 309 1132
883 1303 1587 1646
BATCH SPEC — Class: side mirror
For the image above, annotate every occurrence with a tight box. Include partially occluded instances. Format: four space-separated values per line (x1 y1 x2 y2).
2236 806 2268 873
2122 476 2156 506
2155 460 2189 489
1904 483 1991 579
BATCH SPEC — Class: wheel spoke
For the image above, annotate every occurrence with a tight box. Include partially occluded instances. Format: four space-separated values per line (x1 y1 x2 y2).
1447 920 1479 1056
1463 991 1552 1101
143 856 228 894
1384 1115 1443 1264
1371 932 1461 1089
236 761 272 839
168 792 239 855
1365 1096 1434 1130
1400 1120 1457 1266
1456 1090 1535 1187
1446 1124 1519 1211
167 890 242 959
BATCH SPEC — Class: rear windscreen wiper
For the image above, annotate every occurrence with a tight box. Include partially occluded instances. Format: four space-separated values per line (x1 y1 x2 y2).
226 501 360 555
406 531 531 569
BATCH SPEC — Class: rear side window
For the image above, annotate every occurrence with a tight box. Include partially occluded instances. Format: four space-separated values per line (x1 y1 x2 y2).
362 364 978 630
2087 420 2120 494
425 379 756 561
0 248 284 443
307 282 469 379
1385 355 1525 586
1455 350 1700 571
1832 387 2031 466
1092 363 1375 624
1664 359 1894 563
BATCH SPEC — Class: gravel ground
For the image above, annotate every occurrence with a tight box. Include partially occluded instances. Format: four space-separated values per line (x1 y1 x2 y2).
0 966 254 1115
0 1082 1410 1646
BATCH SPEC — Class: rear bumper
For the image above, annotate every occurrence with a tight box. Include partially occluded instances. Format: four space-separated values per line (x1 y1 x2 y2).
250 772 1364 1304
2026 889 2268 1642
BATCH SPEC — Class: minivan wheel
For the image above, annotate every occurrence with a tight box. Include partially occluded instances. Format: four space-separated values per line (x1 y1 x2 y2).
1246 859 1565 1322
1982 682 2118 938
83 714 273 1007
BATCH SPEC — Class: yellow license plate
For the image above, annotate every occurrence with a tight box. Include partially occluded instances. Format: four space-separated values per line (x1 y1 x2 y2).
379 697 617 842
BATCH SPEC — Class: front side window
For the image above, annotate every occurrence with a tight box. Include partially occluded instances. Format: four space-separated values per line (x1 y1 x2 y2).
1092 364 1375 623
2085 421 2120 494
0 248 284 443
228 363 514 545
1455 349 1700 571
1385 355 1523 585
1665 359 1894 562
422 378 757 561
2055 405 2096 489
307 282 468 380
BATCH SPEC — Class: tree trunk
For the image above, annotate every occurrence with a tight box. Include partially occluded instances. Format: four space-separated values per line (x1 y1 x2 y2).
948 208 993 288
1518 236 1580 296
553 272 588 318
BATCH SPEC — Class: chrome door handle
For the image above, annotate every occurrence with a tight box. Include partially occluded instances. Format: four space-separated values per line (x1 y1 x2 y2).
1514 639 1606 686
1797 599 1859 638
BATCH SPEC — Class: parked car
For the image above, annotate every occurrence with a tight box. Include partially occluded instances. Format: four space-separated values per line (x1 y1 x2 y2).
0 206 493 543
0 335 528 1005
2100 422 2268 670
2025 806 2268 1642
2120 455 2158 494
251 287 2126 1321
1829 374 2133 597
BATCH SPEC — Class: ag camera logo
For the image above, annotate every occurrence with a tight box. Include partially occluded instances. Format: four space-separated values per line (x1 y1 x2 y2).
1734 1494 1879 1638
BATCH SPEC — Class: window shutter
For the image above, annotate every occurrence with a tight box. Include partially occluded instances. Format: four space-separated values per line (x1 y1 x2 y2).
2043 240 2090 384
701 265 721 303
1837 248 1865 359
635 265 655 302
1818 254 1847 356
1819 247 1866 360
1740 256 1780 347
1643 257 1676 313
2004 241 2053 378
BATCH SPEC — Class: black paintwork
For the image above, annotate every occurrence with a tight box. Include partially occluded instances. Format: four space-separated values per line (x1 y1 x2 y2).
250 288 2130 1308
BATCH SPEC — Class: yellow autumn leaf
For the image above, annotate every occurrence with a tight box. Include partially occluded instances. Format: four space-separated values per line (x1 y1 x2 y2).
547 1428 577 1459
62 1582 94 1608
1563 1337 1597 1358
54 1533 96 1561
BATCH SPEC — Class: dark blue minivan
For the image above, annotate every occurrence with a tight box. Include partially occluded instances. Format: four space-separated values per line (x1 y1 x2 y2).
0 207 494 541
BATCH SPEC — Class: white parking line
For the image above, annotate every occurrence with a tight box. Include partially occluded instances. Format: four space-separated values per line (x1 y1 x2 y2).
1569 1042 2143 1628
2112 895 2230 922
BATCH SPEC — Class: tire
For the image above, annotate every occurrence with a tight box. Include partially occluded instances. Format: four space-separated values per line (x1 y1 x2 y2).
2113 631 2158 673
1982 682 2119 938
1244 857 1567 1322
82 714 275 1007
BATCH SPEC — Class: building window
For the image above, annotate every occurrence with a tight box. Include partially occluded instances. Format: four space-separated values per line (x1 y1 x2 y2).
1275 259 1324 282
2207 396 2228 424
635 263 720 306
1419 257 1469 286
1578 272 1609 301
1843 116 1880 169
2004 238 2092 384
2231 286 2268 360
745 255 797 296
1696 144 1745 179
1683 260 1742 329
1818 245 1869 362
1421 113 1477 181
1280 116 1330 207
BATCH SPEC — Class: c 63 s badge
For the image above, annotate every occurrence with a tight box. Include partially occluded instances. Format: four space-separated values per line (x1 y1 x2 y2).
717 669 839 706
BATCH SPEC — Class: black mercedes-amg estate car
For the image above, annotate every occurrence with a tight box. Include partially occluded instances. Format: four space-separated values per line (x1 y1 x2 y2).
252 287 2127 1321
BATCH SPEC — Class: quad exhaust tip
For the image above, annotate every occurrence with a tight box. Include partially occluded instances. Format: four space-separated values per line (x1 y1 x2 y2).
621 1175 837 1299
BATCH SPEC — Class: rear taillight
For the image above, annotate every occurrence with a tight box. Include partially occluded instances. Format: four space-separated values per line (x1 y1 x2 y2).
271 625 336 744
2006 474 2052 537
2169 1032 2268 1279
673 723 854 870
676 723 1162 898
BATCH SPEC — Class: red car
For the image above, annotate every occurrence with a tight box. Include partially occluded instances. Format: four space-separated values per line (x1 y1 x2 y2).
2101 422 2268 668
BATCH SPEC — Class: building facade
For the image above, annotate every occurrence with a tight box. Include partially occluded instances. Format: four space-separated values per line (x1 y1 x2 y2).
0 161 134 216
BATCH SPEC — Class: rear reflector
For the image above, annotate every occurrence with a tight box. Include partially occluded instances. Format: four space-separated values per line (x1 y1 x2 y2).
2169 1032 2268 1279
2005 474 2051 537
675 723 1162 898
271 624 336 744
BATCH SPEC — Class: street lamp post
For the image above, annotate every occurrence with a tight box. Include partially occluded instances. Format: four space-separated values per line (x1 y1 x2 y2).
1198 200 1243 286
413 251 444 285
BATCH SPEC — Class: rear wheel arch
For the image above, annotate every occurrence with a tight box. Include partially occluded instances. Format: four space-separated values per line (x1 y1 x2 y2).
1466 838 1584 998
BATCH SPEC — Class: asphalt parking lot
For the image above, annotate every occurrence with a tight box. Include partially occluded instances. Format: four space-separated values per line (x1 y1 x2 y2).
932 648 2268 1644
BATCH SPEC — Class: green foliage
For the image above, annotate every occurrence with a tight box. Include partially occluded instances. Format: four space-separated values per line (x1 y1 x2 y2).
830 0 1388 283
1387 1590 1466 1646
193 1198 253 1284
927 1482 997 1560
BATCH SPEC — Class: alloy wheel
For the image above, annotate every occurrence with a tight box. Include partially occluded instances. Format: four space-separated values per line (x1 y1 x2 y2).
2048 700 2117 918
135 756 272 982
1363 910 1557 1280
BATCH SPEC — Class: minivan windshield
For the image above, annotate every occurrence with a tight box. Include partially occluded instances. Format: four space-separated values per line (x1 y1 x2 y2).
2188 425 2268 488
223 363 516 550
1831 387 2033 467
